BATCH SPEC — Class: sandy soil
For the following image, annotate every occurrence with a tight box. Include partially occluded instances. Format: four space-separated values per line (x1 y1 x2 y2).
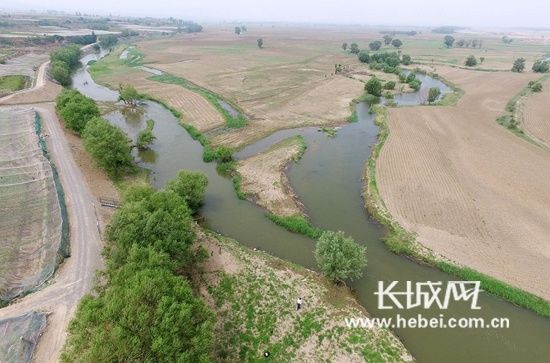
521 77 550 148
375 66 550 299
237 137 305 216
198 230 413 362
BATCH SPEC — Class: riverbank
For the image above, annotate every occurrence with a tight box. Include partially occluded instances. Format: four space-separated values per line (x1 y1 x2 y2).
236 135 307 216
365 66 550 314
197 229 414 362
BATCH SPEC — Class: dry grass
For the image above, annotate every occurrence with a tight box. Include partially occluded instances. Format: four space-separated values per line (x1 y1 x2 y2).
375 65 550 299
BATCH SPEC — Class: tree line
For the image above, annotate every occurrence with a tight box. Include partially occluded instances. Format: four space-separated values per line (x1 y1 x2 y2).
62 172 213 362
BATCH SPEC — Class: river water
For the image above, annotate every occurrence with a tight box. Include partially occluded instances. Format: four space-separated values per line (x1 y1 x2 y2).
72 52 550 363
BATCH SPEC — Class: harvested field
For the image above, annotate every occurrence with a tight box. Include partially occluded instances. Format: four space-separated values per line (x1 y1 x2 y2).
90 47 225 132
0 109 63 302
521 77 550 148
237 136 305 216
0 311 46 363
0 53 45 80
375 66 550 299
199 230 413 362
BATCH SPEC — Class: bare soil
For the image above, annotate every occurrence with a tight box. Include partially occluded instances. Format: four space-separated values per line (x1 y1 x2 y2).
376 66 550 299
237 137 305 216
521 77 550 148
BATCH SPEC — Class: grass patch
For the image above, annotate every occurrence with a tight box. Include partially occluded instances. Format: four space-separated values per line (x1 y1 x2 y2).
149 73 248 129
232 174 246 200
346 109 358 123
365 105 550 317
0 75 30 93
267 213 323 240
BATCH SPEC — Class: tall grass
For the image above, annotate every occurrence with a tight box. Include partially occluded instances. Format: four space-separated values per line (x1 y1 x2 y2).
267 214 323 240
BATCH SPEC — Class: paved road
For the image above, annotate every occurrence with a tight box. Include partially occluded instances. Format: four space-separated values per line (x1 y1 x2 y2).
0 57 103 361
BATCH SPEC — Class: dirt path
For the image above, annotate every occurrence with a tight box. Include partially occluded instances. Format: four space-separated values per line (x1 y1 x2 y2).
376 67 550 299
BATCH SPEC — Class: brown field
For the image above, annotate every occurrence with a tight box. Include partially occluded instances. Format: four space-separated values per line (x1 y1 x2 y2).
237 136 305 216
376 66 550 299
91 48 225 132
521 77 550 148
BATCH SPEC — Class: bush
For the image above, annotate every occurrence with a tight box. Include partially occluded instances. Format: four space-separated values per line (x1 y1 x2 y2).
55 89 100 134
401 54 412 65
136 119 156 150
427 87 441 103
405 72 416 83
203 145 233 163
167 170 208 213
358 51 370 63
369 40 382 51
82 117 134 179
409 79 422 91
464 55 477 67
315 231 367 282
361 93 380 106
532 60 549 73
383 81 396 90
512 58 526 73
529 81 543 92
365 77 382 97
50 61 71 86
49 44 81 85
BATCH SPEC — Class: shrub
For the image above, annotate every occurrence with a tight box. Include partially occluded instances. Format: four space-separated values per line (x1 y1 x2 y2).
427 87 441 103
82 117 134 179
529 81 543 92
167 170 208 213
532 60 549 73
384 81 396 90
512 58 526 73
464 55 477 67
409 79 422 91
365 77 382 97
136 119 156 150
358 51 370 63
401 54 412 65
55 89 100 134
315 231 367 283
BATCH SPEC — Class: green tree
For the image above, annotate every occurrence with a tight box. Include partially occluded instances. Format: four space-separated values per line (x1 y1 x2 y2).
464 55 478 67
391 38 403 48
409 79 421 91
50 61 71 86
443 35 455 48
99 35 118 49
62 250 212 363
118 84 141 107
349 43 360 54
369 40 382 51
55 89 100 134
427 87 441 103
405 72 416 83
82 117 134 178
358 51 370 63
136 119 156 150
341 42 348 51
257 38 263 49
241 25 247 32
502 36 513 44
401 54 412 65
167 170 208 213
365 77 382 96
384 80 396 90
383 34 393 45
511 58 526 73
234 26 241 35
532 60 549 73
479 56 485 64
315 231 367 283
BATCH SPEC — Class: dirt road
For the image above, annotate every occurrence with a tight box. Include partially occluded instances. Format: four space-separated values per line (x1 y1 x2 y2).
0 56 103 362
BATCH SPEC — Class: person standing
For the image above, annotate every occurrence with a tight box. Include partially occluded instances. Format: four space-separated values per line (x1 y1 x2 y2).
296 297 303 311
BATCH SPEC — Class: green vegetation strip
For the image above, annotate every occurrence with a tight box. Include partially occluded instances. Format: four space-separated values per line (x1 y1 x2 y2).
149 73 248 128
365 105 550 317
0 75 30 93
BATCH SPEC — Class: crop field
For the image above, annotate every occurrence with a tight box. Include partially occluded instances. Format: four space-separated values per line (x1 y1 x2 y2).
376 66 550 299
0 52 45 79
0 109 63 302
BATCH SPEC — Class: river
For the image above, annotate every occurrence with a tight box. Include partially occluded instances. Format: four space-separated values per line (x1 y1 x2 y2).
72 51 550 363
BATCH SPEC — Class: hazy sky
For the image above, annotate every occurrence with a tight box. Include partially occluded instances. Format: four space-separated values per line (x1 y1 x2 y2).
3 0 550 28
